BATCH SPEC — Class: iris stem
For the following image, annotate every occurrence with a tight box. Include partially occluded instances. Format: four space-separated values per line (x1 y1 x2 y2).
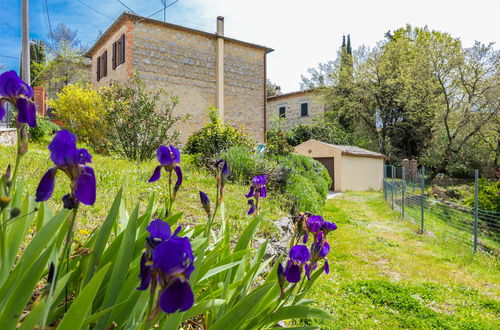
167 170 173 216
11 122 25 185
206 185 220 237
61 204 79 312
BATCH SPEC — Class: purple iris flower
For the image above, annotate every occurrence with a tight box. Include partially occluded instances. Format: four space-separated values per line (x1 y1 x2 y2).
149 145 182 188
138 219 195 314
307 215 325 233
285 245 311 283
0 70 36 127
247 199 255 215
306 240 331 279
321 221 337 234
35 130 96 206
245 174 267 199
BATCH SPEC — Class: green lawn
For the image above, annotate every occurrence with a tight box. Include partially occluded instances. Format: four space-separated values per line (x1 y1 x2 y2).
306 192 499 329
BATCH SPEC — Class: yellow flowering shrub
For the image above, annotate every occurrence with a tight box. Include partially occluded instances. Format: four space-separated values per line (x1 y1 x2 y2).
49 83 107 152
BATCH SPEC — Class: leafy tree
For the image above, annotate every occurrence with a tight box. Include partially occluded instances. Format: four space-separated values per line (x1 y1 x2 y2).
30 40 46 86
42 23 89 97
423 40 499 179
266 79 281 97
285 118 353 147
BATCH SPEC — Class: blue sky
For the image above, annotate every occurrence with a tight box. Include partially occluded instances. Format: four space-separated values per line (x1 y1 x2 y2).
1 0 499 92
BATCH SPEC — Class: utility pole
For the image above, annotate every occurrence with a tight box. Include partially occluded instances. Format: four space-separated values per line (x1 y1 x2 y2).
21 0 30 85
161 0 166 22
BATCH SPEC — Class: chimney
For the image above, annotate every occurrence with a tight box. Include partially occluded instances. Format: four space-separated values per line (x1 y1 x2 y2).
217 16 224 36
216 16 225 123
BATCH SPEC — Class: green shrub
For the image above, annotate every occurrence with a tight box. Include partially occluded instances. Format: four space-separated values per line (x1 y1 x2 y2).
266 128 294 156
185 108 253 164
28 116 60 142
463 179 500 213
285 120 353 147
220 146 264 183
100 73 185 161
277 153 332 214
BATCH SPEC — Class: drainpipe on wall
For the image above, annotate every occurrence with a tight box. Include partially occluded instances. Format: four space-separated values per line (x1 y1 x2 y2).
216 16 225 124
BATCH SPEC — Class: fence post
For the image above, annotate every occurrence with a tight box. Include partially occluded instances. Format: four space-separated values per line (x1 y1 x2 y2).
383 165 387 201
391 166 395 210
474 169 479 253
402 166 405 220
420 166 425 233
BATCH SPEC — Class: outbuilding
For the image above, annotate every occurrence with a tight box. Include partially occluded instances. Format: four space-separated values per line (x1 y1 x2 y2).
294 139 386 192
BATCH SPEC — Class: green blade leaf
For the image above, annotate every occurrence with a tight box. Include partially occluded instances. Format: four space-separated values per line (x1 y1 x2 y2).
96 206 139 328
82 189 122 286
210 282 274 330
264 305 334 326
180 299 225 323
57 263 111 330
234 213 264 252
0 247 52 329
197 261 241 283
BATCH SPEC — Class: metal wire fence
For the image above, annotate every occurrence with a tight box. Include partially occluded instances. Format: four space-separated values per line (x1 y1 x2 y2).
383 166 500 254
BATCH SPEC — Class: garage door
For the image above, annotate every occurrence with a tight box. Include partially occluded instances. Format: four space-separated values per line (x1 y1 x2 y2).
314 157 334 190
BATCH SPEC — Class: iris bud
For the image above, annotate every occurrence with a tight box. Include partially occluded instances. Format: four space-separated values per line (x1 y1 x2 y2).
10 207 20 218
199 191 211 217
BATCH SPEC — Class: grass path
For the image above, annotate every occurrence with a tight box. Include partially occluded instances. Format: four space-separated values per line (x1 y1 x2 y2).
306 192 499 329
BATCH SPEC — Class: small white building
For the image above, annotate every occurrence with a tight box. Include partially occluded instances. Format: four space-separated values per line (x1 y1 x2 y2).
294 139 386 192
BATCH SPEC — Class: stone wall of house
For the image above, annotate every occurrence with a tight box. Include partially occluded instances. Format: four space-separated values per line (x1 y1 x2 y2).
91 21 133 90
267 91 325 130
224 42 266 142
131 21 266 143
0 128 16 147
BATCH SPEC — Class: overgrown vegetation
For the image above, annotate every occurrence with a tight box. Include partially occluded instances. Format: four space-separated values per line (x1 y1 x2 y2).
184 107 253 165
277 153 331 214
220 146 332 214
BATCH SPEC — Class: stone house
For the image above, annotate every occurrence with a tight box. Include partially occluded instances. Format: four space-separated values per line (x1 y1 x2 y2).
266 89 325 130
86 12 273 143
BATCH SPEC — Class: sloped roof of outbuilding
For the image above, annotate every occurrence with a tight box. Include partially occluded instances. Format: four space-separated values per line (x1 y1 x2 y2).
302 139 386 159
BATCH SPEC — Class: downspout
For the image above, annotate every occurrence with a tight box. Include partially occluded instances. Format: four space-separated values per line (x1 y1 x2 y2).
216 16 225 124
263 53 267 142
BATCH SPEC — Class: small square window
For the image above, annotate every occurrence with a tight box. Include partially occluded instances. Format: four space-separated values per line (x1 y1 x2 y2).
279 106 286 118
300 102 308 117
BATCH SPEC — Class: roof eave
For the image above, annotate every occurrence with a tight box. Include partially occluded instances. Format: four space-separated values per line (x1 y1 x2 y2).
86 11 274 57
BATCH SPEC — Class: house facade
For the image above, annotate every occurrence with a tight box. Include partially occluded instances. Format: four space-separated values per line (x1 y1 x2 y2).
266 89 325 130
87 12 273 142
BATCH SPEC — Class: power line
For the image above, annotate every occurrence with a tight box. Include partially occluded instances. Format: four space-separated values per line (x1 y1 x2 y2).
77 0 115 20
115 0 135 13
44 0 53 35
0 55 20 59
148 0 179 19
